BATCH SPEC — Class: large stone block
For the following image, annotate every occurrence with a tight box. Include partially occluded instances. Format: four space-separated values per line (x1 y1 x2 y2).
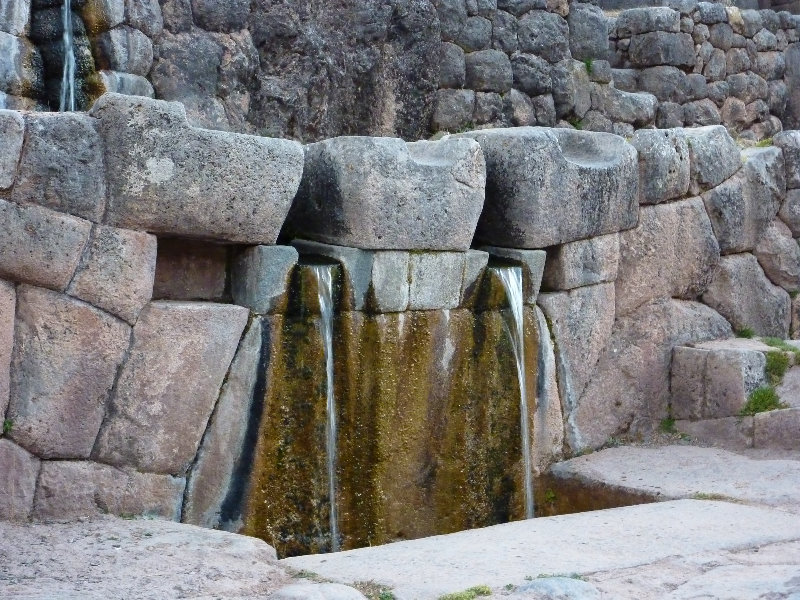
0 0 30 36
628 31 695 67
780 189 800 237
0 110 23 190
754 219 800 292
753 408 800 450
152 239 228 302
97 70 155 97
568 3 608 62
11 112 106 222
81 0 125 32
575 299 732 450
518 10 570 63
0 280 13 419
630 129 690 204
95 25 154 76
286 136 485 251
532 307 565 472
684 125 743 195
90 93 303 244
407 252 465 311
616 198 721 316
616 7 681 37
459 127 638 248
32 461 185 521
92 301 248 474
0 200 91 291
701 146 784 254
480 247 546 304
541 234 619 292
231 245 298 315
589 85 657 126
465 49 512 93
0 33 42 97
183 319 262 529
8 286 130 459
702 253 791 338
774 131 800 190
67 225 157 324
191 0 249 32
125 0 163 37
0 439 38 521
671 344 766 419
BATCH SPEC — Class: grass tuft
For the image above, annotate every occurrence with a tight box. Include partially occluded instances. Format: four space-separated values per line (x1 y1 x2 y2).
739 386 786 416
2 419 12 435
754 137 773 147
765 351 790 384
736 327 755 339
438 585 492 600
659 416 677 434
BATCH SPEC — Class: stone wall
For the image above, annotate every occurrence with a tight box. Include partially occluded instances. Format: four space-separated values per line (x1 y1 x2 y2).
2 93 799 535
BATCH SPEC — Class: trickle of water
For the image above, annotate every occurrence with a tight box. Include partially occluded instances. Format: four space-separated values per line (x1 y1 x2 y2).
59 0 76 112
495 266 535 519
311 264 339 552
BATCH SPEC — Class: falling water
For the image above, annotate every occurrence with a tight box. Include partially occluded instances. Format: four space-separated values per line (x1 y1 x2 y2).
59 0 76 111
496 266 534 519
311 264 339 551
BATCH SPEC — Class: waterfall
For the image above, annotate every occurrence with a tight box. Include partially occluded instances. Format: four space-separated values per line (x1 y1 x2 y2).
59 0 76 111
311 264 339 551
496 266 534 519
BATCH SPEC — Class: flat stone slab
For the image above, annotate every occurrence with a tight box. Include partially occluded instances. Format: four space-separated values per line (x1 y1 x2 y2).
549 445 800 511
283 499 800 599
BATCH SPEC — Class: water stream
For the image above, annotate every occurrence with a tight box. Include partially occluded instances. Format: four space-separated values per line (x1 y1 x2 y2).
311 264 339 551
495 266 534 519
59 0 76 111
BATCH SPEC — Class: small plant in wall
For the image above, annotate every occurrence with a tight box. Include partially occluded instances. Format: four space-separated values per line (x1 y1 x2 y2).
2 419 12 435
739 386 786 416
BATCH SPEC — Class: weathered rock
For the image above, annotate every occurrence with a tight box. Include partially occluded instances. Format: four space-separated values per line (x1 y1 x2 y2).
590 85 657 126
287 136 485 251
473 92 503 124
539 283 615 450
92 301 248 474
504 88 536 126
675 416 753 450
0 199 91 291
775 131 800 189
581 111 613 133
0 110 23 190
727 71 768 105
0 280 13 418
0 0 30 36
440 42 466 88
532 306 564 474
629 32 695 67
518 10 570 63
408 252 466 310
268 583 368 600
95 25 153 76
701 146 784 254
465 49 512 93
726 47 750 74
0 33 42 98
125 0 163 37
576 299 731 449
684 99 722 126
97 70 155 97
456 16 492 51
568 3 607 62
754 408 800 450
7 286 130 459
183 319 262 529
459 249 489 308
0 439 38 521
232 246 298 315
630 128 690 204
671 344 766 419
511 578 601 600
657 102 685 128
81 0 125 32
616 198 720 316
67 225 157 324
637 66 689 103
11 112 106 222
191 0 249 32
432 89 475 132
510 53 551 97
91 93 303 244
481 247 546 304
683 125 742 195
490 9 517 54
702 253 790 338
541 234 619 291
616 7 680 37
33 461 185 521
460 127 638 248
152 238 228 302
780 190 800 237
754 219 800 292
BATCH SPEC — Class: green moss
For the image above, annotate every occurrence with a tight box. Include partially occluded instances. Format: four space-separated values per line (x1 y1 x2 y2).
754 137 773 147
659 417 677 434
2 419 12 435
438 585 492 600
739 386 786 416
567 116 583 130
583 58 593 73
736 327 755 339
765 351 790 384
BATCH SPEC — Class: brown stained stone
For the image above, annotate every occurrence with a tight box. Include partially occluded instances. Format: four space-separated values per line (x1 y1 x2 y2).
92 301 248 474
533 306 565 473
67 225 157 324
0 199 91 292
0 280 14 418
753 408 800 450
183 318 262 529
0 438 39 521
32 461 185 521
153 238 229 301
0 110 24 190
8 286 130 459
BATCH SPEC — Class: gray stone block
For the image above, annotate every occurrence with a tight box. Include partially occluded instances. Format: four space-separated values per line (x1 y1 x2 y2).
510 52 551 97
82 0 125 32
616 7 680 37
91 93 303 244
518 10 570 63
675 416 754 450
727 71 768 104
0 439 38 521
754 408 800 450
590 84 657 126
0 280 13 419
0 0 30 36
11 112 106 222
683 125 742 195
0 110 23 190
702 253 791 338
231 245 298 315
491 10 518 54
190 0 249 32
684 98 722 126
774 131 800 190
92 301 249 474
125 0 163 37
460 249 489 307
504 88 536 126
465 49 512 92
753 219 800 292
0 199 91 292
8 286 130 459
0 33 42 97
631 128 691 204
96 25 154 76
629 31 695 67
474 92 503 124
287 135 485 251
480 246 545 304
568 3 608 62
440 42 466 88
695 1 727 25
32 461 184 521
67 225 157 324
542 234 619 291
369 252 411 313
98 70 155 97
459 127 638 248
456 16 492 51
780 189 800 237
408 252 465 310
432 89 475 131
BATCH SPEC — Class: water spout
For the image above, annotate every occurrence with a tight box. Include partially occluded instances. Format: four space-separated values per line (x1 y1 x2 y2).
495 266 534 519
311 264 339 551
59 0 76 112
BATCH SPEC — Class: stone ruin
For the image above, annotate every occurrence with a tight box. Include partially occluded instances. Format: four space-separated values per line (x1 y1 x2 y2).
1 0 800 566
